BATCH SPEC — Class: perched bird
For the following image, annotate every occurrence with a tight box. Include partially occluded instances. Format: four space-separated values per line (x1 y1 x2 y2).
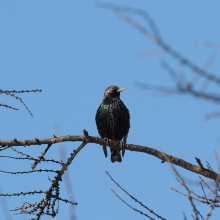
95 85 130 163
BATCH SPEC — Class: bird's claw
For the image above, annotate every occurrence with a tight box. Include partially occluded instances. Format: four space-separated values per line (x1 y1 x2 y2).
118 140 124 149
119 140 126 157
105 137 111 146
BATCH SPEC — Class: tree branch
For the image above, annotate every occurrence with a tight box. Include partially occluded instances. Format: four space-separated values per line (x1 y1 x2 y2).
0 131 219 182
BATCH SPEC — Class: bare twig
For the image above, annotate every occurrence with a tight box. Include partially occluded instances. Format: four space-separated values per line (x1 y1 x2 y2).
194 42 220 49
0 103 19 110
204 151 220 220
162 153 199 220
55 126 76 220
111 189 155 220
98 3 220 85
0 88 42 117
106 171 166 220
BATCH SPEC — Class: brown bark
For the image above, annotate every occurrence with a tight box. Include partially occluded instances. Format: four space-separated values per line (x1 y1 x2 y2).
0 130 218 182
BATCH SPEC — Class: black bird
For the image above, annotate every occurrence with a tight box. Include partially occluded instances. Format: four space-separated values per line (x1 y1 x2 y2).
95 85 130 163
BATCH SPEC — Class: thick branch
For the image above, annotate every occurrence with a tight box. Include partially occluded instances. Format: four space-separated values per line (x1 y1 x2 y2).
0 133 219 182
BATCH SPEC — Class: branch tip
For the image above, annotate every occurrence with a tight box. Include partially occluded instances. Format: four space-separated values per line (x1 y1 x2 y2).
83 129 89 137
195 157 204 170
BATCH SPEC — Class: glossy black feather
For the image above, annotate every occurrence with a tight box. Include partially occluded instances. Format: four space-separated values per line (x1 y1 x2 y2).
95 85 130 163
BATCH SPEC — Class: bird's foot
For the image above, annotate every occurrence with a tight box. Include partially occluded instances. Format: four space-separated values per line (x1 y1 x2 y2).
118 140 126 157
105 137 111 146
118 140 124 149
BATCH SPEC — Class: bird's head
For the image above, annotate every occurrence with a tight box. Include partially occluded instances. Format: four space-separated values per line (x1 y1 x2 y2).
104 85 126 99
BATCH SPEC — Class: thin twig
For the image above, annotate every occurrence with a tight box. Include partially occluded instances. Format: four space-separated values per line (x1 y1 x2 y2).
106 171 165 220
111 189 155 220
205 151 220 220
162 153 199 220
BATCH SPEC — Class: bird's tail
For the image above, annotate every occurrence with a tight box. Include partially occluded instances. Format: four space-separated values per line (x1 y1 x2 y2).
102 145 107 158
110 148 122 163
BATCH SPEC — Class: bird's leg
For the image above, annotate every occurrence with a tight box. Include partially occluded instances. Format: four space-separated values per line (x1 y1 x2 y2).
105 137 112 146
105 137 109 146
105 137 108 146
118 140 126 157
118 140 124 149
102 137 111 158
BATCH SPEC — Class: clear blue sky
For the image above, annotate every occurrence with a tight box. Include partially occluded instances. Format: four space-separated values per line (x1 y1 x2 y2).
1 1 220 219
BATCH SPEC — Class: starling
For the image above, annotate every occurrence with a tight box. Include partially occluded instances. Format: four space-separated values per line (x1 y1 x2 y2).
95 85 130 163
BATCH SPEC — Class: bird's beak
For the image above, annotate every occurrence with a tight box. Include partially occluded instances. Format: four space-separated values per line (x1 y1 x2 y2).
117 88 126 92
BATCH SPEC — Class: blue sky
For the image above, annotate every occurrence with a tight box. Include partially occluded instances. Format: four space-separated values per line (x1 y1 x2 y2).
1 1 220 219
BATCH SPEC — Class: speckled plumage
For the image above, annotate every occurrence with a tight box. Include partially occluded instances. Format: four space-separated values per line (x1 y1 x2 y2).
95 85 130 163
